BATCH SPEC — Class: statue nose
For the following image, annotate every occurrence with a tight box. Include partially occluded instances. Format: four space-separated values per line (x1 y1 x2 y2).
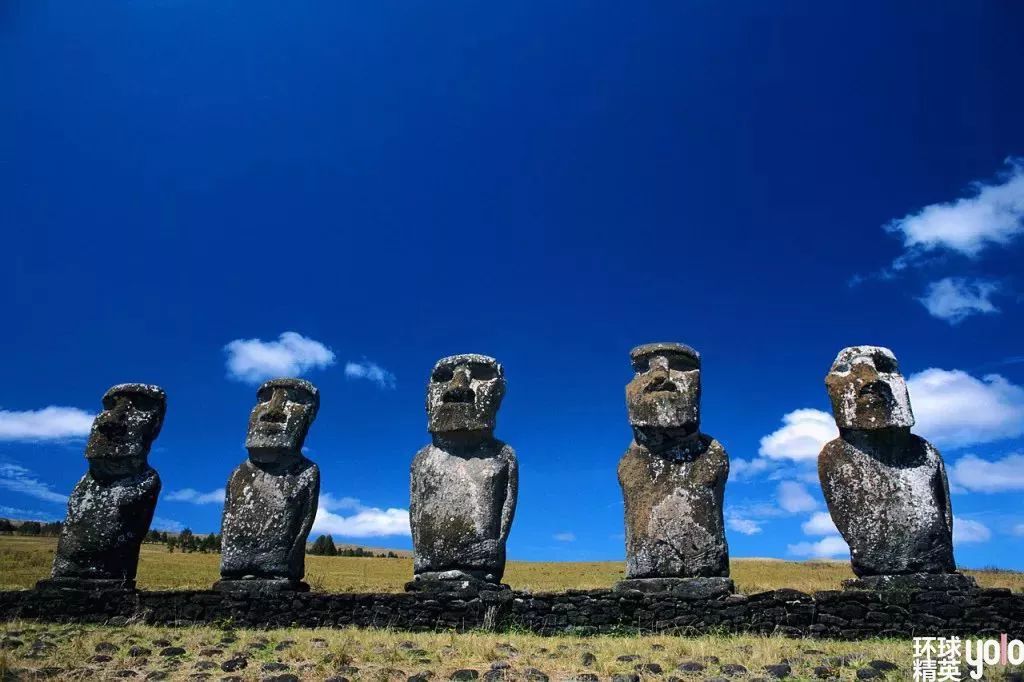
260 391 288 422
97 400 129 436
442 367 475 403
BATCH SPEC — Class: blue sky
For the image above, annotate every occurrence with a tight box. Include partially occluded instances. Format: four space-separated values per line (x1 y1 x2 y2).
2 1 1024 569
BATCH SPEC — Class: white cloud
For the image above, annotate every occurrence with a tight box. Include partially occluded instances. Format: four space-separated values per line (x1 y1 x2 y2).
312 496 410 538
776 481 818 513
726 516 762 535
758 409 838 462
729 457 777 481
801 511 839 536
319 493 364 512
948 453 1024 493
553 532 576 542
0 463 68 504
224 331 335 384
886 158 1024 260
953 517 991 544
908 369 1024 448
1013 524 1024 537
166 488 225 505
151 517 184 532
787 535 849 558
0 407 94 441
344 361 396 389
0 505 62 522
918 278 1000 324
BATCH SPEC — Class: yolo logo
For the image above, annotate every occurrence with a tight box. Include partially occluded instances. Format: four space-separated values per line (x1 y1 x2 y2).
914 635 1024 681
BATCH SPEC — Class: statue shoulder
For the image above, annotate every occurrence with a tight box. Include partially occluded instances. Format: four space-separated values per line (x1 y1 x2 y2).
494 440 517 467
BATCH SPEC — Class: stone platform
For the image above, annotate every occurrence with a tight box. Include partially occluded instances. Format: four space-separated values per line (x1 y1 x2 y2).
1 582 1019 640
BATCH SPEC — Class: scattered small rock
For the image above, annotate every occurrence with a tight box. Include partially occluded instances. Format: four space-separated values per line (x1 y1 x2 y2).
677 661 705 673
721 663 748 677
194 661 216 671
90 654 113 663
95 642 120 654
144 673 169 681
262 675 299 682
451 671 479 681
616 654 641 663
856 669 883 680
221 656 248 672
610 675 640 682
160 646 186 657
813 667 837 679
153 639 172 648
262 662 290 672
129 646 152 657
869 661 898 672
580 652 597 667
569 676 598 682
523 667 549 681
763 663 791 679
636 663 663 675
114 671 138 678
274 640 295 651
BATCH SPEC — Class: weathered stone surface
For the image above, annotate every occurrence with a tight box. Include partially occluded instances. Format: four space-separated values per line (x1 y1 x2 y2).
40 384 166 589
618 343 729 581
613 576 734 598
3 585 1023 639
843 573 976 591
819 347 957 578
410 355 518 586
218 378 320 589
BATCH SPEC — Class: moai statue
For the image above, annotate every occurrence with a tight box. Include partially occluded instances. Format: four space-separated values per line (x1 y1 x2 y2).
216 378 320 594
819 346 975 590
408 354 518 593
38 384 166 591
615 343 733 597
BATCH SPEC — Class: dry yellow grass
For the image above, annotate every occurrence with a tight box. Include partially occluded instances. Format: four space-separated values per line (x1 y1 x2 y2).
0 619 922 681
3 535 1023 594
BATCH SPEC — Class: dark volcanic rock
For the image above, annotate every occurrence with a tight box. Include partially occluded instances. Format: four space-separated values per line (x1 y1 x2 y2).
763 663 791 678
218 378 320 589
819 347 957 577
221 656 248 672
618 343 730 580
410 355 518 586
41 384 166 589
450 670 480 681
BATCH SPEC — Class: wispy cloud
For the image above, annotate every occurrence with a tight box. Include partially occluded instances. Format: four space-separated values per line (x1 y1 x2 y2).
166 488 225 505
909 369 1024 448
776 481 818 513
953 517 991 544
553 532 576 542
151 516 184 532
886 158 1024 263
312 495 409 538
0 505 62 522
918 277 1000 324
948 453 1024 494
224 331 335 384
344 360 396 390
726 516 762 536
0 407 94 442
787 535 848 558
0 463 68 504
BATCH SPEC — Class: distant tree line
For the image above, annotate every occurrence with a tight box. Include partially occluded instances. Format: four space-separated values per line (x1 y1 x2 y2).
161 528 222 554
307 534 400 558
0 519 63 536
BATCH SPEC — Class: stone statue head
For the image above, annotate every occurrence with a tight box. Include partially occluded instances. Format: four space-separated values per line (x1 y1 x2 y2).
626 343 701 432
245 378 319 461
85 383 166 479
427 354 506 433
825 346 914 430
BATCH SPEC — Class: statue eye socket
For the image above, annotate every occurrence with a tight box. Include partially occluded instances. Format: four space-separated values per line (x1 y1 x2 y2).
432 368 453 383
469 364 497 380
873 355 897 373
668 357 698 372
129 394 161 412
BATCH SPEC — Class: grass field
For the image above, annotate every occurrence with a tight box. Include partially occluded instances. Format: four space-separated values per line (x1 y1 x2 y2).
1 620 922 681
3 536 1023 680
2 535 1023 594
